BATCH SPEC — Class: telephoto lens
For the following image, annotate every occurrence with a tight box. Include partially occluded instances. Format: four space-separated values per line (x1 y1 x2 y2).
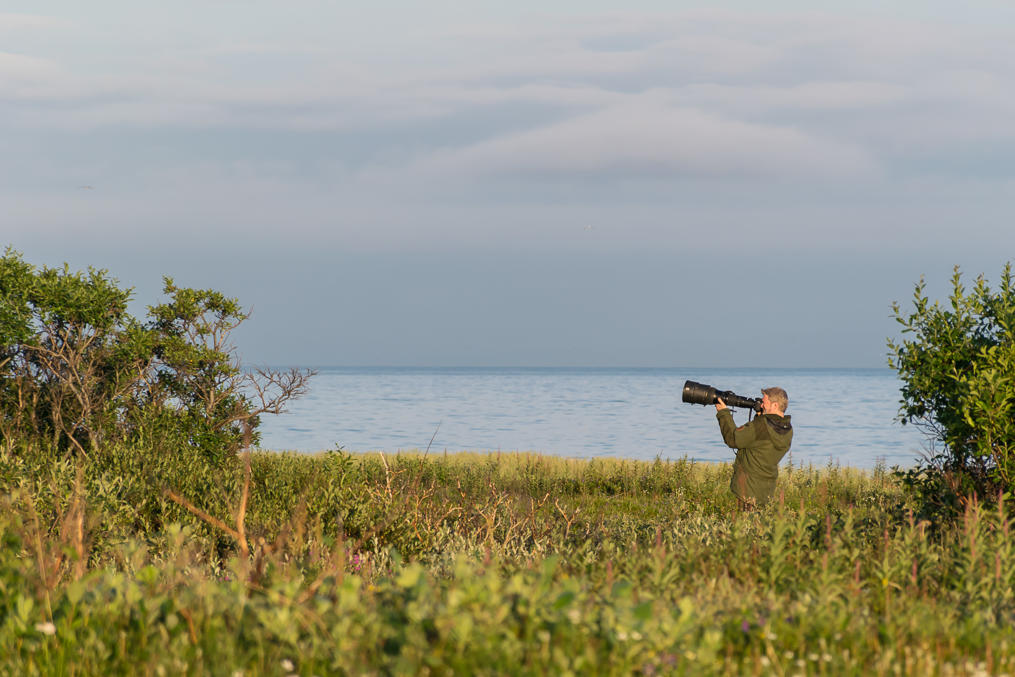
682 380 717 406
682 380 761 411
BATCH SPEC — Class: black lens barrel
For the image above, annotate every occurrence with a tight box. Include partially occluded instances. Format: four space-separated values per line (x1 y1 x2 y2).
681 380 716 405
682 380 761 411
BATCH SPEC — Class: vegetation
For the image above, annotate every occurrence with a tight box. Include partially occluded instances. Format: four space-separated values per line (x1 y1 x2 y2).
0 247 313 462
3 254 1014 674
2 446 1014 675
890 263 1015 510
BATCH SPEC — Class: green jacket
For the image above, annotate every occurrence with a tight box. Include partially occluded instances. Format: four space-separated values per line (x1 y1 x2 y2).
716 409 793 506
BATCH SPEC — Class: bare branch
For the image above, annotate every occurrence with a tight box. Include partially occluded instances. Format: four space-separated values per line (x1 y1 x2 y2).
248 367 316 417
164 488 242 543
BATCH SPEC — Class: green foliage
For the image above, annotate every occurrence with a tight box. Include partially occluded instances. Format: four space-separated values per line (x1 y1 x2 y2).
0 248 312 462
1 250 140 454
2 447 1014 674
889 263 1015 499
0 250 37 347
144 279 258 461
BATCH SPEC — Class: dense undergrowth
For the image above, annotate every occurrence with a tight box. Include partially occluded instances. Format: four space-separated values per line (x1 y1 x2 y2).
2 445 1014 675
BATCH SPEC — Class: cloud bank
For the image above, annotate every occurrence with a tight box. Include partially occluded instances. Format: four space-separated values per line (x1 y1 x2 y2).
1 6 1013 254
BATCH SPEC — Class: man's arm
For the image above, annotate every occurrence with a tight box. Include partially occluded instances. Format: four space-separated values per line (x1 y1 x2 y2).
716 408 757 449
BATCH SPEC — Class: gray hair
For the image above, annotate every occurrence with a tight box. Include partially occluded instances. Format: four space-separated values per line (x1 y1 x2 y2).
761 387 788 413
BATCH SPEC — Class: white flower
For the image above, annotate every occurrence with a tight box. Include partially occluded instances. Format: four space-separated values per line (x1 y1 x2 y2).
281 660 295 672
34 622 56 636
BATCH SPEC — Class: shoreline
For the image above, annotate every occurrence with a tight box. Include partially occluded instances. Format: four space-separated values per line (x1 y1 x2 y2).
254 446 910 473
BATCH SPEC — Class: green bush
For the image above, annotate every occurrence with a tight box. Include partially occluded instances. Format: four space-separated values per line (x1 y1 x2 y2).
889 263 1015 502
0 248 313 463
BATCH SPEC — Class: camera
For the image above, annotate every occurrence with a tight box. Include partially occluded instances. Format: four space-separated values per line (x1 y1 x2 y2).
682 380 761 412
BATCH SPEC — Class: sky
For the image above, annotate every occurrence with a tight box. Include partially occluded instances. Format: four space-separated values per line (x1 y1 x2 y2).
2 1 1015 368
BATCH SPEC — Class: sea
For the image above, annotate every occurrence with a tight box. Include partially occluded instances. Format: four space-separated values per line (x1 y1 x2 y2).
256 367 930 470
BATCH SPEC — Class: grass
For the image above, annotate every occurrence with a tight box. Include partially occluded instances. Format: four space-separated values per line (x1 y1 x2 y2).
1 445 1013 675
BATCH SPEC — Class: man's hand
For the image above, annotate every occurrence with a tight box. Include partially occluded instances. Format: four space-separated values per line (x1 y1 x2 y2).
715 397 727 411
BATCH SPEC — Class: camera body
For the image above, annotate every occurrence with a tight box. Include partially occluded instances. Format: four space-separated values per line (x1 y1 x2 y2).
682 380 761 412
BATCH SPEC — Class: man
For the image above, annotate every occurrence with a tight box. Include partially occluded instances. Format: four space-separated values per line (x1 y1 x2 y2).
715 387 793 509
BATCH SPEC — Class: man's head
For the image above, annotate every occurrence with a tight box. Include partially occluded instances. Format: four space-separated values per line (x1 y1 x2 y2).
761 387 788 415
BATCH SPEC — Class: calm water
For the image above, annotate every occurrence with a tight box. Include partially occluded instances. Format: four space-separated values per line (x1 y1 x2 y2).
257 367 929 469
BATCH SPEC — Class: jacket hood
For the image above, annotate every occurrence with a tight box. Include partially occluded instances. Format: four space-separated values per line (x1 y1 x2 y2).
764 414 793 435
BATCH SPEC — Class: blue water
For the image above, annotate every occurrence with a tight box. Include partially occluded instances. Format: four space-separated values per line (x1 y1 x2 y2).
256 367 929 469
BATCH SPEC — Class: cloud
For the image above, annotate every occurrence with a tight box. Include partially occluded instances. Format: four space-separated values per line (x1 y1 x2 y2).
4 4 1015 246
0 52 66 97
418 97 877 180
678 81 910 114
0 13 69 32
4 8 1013 138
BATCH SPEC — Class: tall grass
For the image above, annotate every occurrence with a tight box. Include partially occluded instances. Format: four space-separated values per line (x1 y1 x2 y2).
1 445 1013 674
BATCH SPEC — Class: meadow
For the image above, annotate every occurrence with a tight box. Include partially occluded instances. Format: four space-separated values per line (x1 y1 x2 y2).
2 445 1013 675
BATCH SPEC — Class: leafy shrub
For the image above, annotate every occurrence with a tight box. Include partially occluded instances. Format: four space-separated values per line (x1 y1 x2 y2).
0 248 313 463
889 263 1015 504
